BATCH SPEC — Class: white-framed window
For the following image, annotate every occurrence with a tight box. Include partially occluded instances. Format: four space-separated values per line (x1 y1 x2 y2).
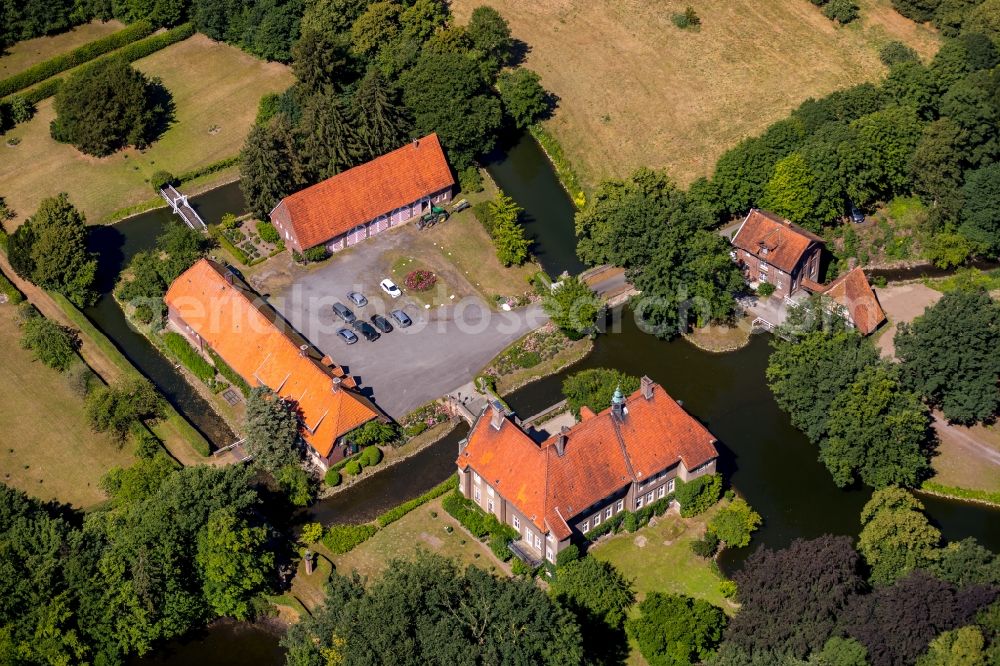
582 520 589 532
487 500 494 513
527 529 534 545
547 549 556 563
657 485 666 499
594 512 602 526
473 472 481 485
616 499 624 512
636 497 644 509
487 486 495 498
534 535 541 550
474 488 481 503
605 507 613 520
646 492 654 503
513 516 520 530
667 478 676 493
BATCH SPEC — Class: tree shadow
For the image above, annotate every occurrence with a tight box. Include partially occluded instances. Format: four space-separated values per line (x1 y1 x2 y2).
508 38 532 67
143 77 176 146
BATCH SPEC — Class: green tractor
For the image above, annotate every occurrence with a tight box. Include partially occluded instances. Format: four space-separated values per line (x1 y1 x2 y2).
417 205 449 229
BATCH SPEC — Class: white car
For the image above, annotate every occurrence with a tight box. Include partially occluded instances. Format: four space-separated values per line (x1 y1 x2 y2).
380 278 401 298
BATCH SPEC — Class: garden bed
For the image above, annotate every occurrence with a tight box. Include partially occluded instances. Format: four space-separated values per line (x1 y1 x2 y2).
212 214 283 266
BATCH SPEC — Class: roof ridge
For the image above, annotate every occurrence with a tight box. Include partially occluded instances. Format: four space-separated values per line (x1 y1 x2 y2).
610 403 638 483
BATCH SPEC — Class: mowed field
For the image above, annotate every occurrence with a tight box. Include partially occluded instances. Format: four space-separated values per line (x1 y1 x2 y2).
451 0 939 189
0 33 293 226
0 20 125 78
0 304 134 508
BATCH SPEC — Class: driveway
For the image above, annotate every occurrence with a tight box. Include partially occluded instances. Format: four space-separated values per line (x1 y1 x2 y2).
267 239 548 418
871 283 941 358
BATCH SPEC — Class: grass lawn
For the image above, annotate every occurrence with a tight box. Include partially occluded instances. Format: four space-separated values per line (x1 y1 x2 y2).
451 0 939 189
0 303 134 508
322 497 507 580
589 503 731 610
0 33 293 227
0 20 125 79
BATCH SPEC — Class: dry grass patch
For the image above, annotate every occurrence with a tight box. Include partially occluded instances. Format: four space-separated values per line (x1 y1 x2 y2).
0 303 134 508
452 0 938 189
324 497 505 580
0 34 293 226
0 20 125 79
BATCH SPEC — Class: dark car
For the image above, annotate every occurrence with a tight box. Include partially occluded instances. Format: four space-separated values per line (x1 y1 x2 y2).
352 320 380 342
390 309 412 328
332 302 356 323
336 328 358 345
850 205 865 224
347 291 368 307
370 314 393 333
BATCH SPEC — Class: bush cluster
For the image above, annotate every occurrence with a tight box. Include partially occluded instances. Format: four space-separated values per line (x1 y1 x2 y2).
583 496 672 542
442 490 519 556
207 347 251 397
162 332 216 384
256 221 280 244
343 460 362 476
359 446 383 467
404 269 437 291
691 531 721 558
322 524 378 554
324 469 341 487
675 474 722 517
0 21 155 99
0 270 24 304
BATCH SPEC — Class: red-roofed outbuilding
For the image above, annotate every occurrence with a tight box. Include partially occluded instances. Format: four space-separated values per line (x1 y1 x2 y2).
269 134 455 253
731 208 824 298
455 378 719 564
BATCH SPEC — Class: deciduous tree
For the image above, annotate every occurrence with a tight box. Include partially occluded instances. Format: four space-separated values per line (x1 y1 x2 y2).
542 275 602 338
626 592 727 666
858 486 941 585
497 67 549 128
466 6 512 76
707 497 762 548
196 508 274 619
551 556 635 664
959 163 1000 253
18 309 79 372
562 368 640 418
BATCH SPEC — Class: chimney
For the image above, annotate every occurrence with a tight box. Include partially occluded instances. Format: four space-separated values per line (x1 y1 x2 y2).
331 377 342 392
555 426 569 457
413 138 420 148
641 376 654 400
611 385 626 421
489 400 505 431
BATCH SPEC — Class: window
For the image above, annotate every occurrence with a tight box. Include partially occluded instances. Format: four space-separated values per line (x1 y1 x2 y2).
616 499 624 512
534 534 542 550
487 500 494 513
582 520 589 532
657 485 665 499
594 512 602 526
474 488 481 503
646 492 654 503
667 478 675 493
759 272 768 282
527 530 534 545
473 472 481 485
636 497 644 509
605 507 613 520
487 486 494 498
547 550 556 563
513 516 520 530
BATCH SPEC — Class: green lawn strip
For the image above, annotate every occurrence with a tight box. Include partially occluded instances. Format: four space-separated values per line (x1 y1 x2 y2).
919 481 1000 507
265 593 309 618
529 123 587 209
49 292 211 457
0 20 154 98
4 23 196 107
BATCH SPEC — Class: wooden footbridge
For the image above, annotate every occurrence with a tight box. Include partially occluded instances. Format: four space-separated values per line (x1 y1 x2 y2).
160 184 206 231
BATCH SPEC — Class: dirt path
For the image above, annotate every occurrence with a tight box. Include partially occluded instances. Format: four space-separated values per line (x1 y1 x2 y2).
872 283 942 358
933 413 1000 466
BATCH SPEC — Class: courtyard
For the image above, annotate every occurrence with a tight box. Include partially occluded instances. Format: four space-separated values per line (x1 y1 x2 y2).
252 219 548 419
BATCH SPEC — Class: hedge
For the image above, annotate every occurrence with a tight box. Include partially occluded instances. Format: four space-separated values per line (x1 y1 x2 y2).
324 469 341 487
343 460 362 476
375 476 457 528
209 225 253 266
322 524 378 554
206 347 251 396
175 155 239 184
442 490 519 546
675 474 722 517
18 78 63 105
162 331 216 384
583 496 672 542
0 269 25 304
360 445 383 467
0 21 155 99
528 124 586 209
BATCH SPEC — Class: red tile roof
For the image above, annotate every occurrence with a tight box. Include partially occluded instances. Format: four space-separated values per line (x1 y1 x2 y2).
271 133 454 250
732 209 825 273
457 380 719 540
822 267 886 335
164 259 380 458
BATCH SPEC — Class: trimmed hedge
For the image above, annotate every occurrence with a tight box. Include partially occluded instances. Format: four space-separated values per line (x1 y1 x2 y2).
675 474 722 517
175 155 239 184
162 331 216 384
206 347 251 396
360 445 383 467
324 469 341 487
322 524 378 554
375 475 458 528
0 21 155 99
18 78 63 105
442 490 519 546
209 225 253 266
0 269 25 304
343 460 362 476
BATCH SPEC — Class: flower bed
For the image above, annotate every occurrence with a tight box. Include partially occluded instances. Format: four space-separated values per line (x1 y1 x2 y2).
214 214 283 266
484 325 573 378
401 401 451 437
404 269 437 292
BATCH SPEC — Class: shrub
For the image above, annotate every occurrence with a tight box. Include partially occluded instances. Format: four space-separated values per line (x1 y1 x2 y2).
691 531 720 558
360 446 383 467
19 313 79 372
162 332 216 384
65 363 97 397
672 6 701 28
150 170 175 191
0 21 155 99
300 522 324 545
622 512 640 533
207 347 251 397
879 41 919 66
8 96 34 124
133 429 162 459
757 282 776 297
303 246 330 263
675 474 722 517
556 544 581 568
473 200 495 235
324 469 342 487
823 0 859 23
322 524 378 554
490 532 513 561
511 558 533 576
719 580 738 599
459 166 484 193
256 221 280 244
343 460 362 476
706 498 762 548
0 270 24 304
404 269 437 291
404 421 429 437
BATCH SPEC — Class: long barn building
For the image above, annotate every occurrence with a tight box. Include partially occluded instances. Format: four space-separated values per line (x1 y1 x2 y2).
269 133 455 254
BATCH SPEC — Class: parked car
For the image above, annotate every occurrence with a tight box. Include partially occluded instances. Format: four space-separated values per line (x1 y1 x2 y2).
332 302 356 323
352 320 380 342
370 314 393 333
336 328 358 344
347 291 368 307
380 278 401 298
850 205 865 224
390 309 412 328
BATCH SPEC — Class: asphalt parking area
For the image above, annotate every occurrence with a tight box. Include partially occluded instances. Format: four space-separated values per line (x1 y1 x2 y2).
268 235 547 419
